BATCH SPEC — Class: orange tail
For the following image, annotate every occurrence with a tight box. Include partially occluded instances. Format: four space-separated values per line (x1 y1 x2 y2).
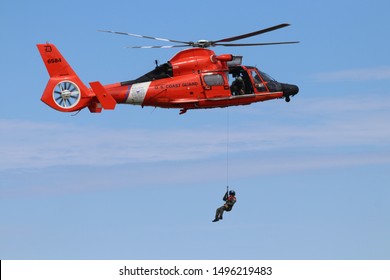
37 43 94 112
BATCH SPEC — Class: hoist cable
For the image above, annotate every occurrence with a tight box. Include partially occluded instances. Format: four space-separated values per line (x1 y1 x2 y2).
226 106 230 188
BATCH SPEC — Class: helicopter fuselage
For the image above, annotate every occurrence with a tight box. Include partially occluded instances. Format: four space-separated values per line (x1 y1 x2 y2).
38 44 298 114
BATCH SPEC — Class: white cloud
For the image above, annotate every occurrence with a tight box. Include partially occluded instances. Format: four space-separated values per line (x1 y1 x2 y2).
312 66 390 82
1 92 390 197
1 107 389 172
1 90 389 173
0 118 233 170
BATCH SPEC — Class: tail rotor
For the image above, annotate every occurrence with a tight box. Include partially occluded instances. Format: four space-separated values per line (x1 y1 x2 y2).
53 81 81 109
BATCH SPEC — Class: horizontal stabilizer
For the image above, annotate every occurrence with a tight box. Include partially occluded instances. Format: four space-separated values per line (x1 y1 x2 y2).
89 81 116 110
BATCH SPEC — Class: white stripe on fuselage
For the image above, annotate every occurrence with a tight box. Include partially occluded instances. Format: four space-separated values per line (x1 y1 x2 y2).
125 82 151 105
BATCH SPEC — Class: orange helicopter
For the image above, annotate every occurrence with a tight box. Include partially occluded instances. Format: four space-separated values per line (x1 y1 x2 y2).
37 23 299 115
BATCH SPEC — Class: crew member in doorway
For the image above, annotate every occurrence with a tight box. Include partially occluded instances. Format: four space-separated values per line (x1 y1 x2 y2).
231 76 245 95
212 189 236 222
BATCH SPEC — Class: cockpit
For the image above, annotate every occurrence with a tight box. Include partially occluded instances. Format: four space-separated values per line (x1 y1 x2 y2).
228 65 283 95
228 65 298 101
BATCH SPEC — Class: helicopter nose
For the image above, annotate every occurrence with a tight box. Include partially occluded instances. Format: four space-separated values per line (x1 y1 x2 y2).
281 83 299 102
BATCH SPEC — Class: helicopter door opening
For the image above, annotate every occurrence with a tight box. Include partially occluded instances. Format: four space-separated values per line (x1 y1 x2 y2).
228 69 254 96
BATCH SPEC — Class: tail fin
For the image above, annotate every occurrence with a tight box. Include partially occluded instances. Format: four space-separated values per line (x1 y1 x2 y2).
37 43 93 112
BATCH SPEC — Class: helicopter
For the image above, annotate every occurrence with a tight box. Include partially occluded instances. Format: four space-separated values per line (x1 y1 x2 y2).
37 23 299 115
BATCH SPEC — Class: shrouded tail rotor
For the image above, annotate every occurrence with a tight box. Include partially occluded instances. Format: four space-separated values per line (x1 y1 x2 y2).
53 81 81 109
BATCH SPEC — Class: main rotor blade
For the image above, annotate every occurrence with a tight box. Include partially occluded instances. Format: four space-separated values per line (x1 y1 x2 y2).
215 41 300 47
124 45 191 49
98 30 190 45
213 23 291 43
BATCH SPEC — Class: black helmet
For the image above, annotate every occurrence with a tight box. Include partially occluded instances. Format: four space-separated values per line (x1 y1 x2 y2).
229 190 235 196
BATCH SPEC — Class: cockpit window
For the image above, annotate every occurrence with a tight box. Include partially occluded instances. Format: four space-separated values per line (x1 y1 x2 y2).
250 70 267 92
251 72 262 84
259 71 276 82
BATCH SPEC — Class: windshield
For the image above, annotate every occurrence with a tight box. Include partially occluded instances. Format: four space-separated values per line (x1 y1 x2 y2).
259 71 276 82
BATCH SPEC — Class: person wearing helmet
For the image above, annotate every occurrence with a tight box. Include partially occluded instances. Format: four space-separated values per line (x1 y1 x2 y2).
212 189 237 222
231 76 245 95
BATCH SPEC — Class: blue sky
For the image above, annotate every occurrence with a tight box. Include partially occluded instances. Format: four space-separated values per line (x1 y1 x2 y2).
1 0 389 259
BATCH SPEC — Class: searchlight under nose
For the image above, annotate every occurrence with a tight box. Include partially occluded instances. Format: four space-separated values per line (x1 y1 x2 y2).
281 83 299 102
